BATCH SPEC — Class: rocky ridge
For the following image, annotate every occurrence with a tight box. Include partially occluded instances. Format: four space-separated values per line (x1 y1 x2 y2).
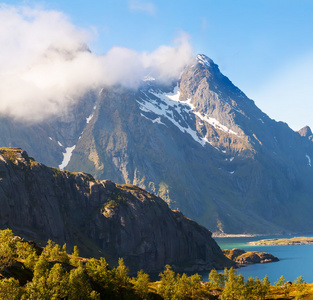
2 54 313 234
0 147 233 273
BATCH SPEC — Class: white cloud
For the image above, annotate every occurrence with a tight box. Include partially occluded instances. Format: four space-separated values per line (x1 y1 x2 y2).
128 0 156 15
0 4 193 123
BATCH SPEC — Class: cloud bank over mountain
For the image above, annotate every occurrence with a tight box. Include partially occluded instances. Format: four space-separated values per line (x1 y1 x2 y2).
0 4 193 122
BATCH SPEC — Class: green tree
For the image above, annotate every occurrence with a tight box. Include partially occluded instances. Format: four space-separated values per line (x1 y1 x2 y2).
294 276 307 300
244 277 256 299
243 275 270 300
0 229 15 271
114 258 130 288
275 275 290 298
68 264 92 300
24 251 38 271
208 268 225 288
15 240 36 260
0 277 22 300
274 275 286 287
70 245 80 267
86 257 114 291
189 273 202 299
175 273 190 299
47 263 69 299
89 290 101 299
260 275 270 300
43 240 55 258
59 243 70 263
51 244 61 260
33 253 49 279
24 253 50 299
221 268 245 300
157 265 177 300
133 270 150 299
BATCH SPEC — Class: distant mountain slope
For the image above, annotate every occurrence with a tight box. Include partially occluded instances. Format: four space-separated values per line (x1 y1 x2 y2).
0 147 232 273
2 54 313 234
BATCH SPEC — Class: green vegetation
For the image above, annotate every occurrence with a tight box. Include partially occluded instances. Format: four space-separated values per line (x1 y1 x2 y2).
207 267 270 299
0 147 39 169
0 147 20 162
0 229 313 299
102 190 127 211
248 237 313 246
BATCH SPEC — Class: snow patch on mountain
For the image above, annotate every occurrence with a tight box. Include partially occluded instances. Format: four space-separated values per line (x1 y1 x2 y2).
193 111 239 136
137 86 239 148
137 87 206 146
196 54 212 67
140 113 167 126
86 114 93 124
306 154 311 167
86 103 98 124
143 76 156 82
59 145 76 170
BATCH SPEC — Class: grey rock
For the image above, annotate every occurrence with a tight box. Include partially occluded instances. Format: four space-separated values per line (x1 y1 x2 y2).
2 55 313 235
0 147 233 273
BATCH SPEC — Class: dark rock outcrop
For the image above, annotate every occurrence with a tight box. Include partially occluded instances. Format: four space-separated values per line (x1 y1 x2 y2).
0 147 233 273
223 248 279 265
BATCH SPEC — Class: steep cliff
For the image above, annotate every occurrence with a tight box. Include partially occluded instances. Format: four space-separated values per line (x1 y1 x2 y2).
3 54 313 235
0 147 232 273
65 55 313 234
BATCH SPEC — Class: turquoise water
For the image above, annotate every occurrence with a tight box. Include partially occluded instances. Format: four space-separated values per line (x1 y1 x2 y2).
201 235 313 284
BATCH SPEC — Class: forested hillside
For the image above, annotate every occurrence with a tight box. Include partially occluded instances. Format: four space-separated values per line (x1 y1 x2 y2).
0 229 312 299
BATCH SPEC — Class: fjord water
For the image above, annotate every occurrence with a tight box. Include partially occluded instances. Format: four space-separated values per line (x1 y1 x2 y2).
202 235 313 284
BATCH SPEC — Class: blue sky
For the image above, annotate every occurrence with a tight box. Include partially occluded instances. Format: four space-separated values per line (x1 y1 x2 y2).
3 0 313 130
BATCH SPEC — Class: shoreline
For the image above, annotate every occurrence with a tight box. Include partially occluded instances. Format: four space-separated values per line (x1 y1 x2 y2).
212 233 266 238
212 232 313 238
248 236 313 246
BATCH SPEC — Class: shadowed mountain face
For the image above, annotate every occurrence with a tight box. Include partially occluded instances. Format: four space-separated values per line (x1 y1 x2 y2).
0 147 233 273
2 54 313 234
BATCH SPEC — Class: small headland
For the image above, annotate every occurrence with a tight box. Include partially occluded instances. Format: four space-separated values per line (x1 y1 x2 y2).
223 248 279 265
248 237 313 246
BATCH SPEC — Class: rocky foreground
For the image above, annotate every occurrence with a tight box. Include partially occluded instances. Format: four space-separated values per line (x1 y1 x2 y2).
223 248 279 265
0 147 234 273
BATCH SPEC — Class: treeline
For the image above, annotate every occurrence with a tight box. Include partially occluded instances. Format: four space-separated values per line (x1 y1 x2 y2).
0 229 311 299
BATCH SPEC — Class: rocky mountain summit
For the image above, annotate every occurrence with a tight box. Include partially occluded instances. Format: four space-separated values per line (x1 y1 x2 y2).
0 147 233 273
2 54 313 234
298 126 313 141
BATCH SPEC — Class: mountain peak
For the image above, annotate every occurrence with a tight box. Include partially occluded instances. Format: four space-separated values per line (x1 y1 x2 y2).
196 54 214 67
194 54 225 80
298 126 312 138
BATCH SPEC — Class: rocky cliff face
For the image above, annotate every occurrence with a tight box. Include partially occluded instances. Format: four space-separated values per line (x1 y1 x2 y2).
65 55 313 234
0 147 232 273
0 91 97 168
2 54 313 235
